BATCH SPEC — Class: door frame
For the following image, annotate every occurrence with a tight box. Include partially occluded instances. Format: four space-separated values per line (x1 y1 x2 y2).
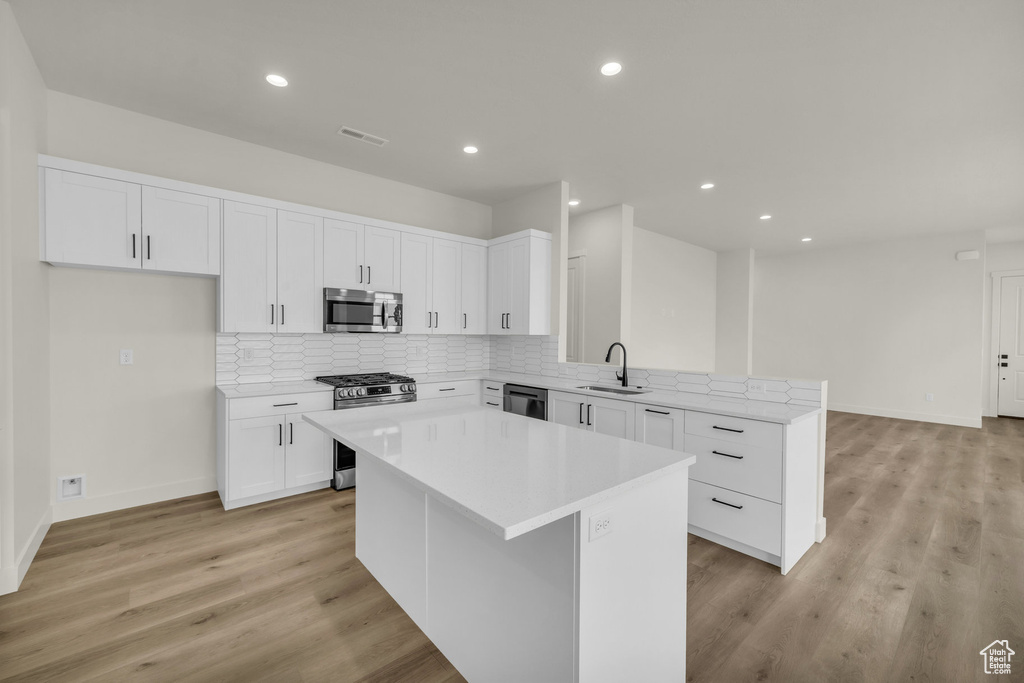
567 252 587 364
989 269 1024 416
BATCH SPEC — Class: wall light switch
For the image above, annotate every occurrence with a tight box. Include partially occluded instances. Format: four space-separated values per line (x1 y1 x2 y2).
119 349 133 365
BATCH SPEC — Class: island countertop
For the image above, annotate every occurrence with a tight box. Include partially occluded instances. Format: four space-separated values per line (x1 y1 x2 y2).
304 402 695 540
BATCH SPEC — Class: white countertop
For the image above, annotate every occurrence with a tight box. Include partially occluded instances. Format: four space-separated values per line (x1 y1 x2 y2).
304 402 695 541
216 380 332 399
414 371 821 425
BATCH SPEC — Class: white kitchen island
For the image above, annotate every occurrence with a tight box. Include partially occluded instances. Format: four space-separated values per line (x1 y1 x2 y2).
305 402 696 683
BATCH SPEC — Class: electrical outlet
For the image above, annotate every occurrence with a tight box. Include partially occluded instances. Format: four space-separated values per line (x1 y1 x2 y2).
748 380 767 394
589 512 613 541
119 349 133 365
243 348 255 361
926 393 934 402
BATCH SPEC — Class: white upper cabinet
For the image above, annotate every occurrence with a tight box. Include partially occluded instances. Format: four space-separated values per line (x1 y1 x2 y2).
488 232 551 336
43 168 221 275
323 219 401 292
277 211 324 334
460 243 487 334
400 235 465 335
141 187 220 275
221 201 277 333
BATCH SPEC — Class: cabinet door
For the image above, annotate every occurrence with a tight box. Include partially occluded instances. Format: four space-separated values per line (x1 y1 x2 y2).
221 202 277 333
635 405 686 450
277 211 323 333
323 218 364 289
227 416 286 500
460 243 488 334
365 226 401 291
400 233 433 334
141 186 220 275
487 242 510 335
432 238 461 335
506 237 530 334
549 391 586 429
284 413 331 488
44 168 141 269
589 396 636 439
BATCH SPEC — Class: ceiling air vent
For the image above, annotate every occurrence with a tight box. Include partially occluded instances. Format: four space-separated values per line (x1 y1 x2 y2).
337 126 389 147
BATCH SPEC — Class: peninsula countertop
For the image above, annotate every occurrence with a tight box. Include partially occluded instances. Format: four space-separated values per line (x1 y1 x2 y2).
304 402 695 540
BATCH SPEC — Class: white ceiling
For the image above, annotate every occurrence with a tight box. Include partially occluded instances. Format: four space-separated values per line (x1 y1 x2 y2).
10 0 1024 252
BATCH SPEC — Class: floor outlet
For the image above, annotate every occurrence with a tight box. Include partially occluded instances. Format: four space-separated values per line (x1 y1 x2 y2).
589 512 613 541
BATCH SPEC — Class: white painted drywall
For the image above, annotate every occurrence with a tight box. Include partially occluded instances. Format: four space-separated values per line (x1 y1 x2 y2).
568 205 628 365
47 92 492 239
0 0 51 593
753 231 986 427
982 239 1024 416
716 249 754 375
630 227 717 372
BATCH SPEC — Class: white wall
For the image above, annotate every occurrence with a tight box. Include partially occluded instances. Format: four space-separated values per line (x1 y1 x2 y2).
568 205 629 364
982 239 1024 416
630 228 716 372
716 249 754 375
754 231 986 427
42 92 496 521
0 0 51 593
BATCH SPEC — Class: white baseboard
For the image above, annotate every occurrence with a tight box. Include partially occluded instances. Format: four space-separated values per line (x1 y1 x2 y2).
51 476 217 523
828 403 982 429
0 507 52 596
815 516 827 543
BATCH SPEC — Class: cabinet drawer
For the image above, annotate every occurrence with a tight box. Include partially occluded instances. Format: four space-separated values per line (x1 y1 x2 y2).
686 434 782 503
685 411 783 451
418 380 479 401
481 397 503 409
689 480 781 556
481 381 504 398
228 392 333 420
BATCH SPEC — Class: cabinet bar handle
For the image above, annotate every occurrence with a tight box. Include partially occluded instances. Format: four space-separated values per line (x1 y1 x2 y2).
272 402 298 407
486 386 500 391
712 450 744 460
587 404 593 426
712 497 743 510
645 409 670 415
359 265 363 283
434 312 438 328
579 402 584 424
132 233 136 259
440 388 455 392
270 304 274 325
289 422 294 445
147 235 151 260
427 311 432 328
464 313 467 329
278 423 283 446
712 425 744 434
486 401 499 406
280 305 285 325
367 266 371 284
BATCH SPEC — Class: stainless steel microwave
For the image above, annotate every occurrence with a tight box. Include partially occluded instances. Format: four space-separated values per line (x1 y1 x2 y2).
323 288 403 333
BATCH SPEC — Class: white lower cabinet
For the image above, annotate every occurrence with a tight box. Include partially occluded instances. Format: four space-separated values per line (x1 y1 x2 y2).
218 391 333 510
548 391 635 439
418 380 480 405
481 381 503 409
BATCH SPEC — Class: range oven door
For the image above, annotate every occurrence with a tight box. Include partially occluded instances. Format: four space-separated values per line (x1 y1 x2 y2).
323 288 402 333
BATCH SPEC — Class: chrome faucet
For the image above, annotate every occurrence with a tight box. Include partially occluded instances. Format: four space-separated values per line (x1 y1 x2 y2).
605 342 628 387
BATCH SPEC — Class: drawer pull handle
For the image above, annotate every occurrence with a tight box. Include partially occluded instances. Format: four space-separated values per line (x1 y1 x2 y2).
712 497 744 510
712 450 744 460
273 402 298 407
486 386 500 391
713 425 744 434
645 409 670 415
440 388 455 392
486 401 499 406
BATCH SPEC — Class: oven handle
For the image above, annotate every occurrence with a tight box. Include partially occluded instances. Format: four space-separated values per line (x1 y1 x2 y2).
381 302 387 328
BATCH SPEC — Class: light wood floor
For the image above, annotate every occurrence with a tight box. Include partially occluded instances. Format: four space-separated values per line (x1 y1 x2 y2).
1 412 1021 682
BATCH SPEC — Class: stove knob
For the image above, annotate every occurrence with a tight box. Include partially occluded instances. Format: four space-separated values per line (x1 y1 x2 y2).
357 388 366 396
402 384 411 392
346 388 356 397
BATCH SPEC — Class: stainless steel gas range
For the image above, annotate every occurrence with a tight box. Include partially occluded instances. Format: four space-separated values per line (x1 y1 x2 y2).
314 372 417 489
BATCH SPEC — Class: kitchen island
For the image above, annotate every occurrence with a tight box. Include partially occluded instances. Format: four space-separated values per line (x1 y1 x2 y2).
305 402 695 683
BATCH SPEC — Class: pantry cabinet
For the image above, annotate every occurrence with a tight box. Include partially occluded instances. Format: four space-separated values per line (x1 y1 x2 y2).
323 218 401 291
488 232 551 335
42 168 219 275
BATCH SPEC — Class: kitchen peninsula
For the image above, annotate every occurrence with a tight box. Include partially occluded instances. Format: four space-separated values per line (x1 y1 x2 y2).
305 402 696 682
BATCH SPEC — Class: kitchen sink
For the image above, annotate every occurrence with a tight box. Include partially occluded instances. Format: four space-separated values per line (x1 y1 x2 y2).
576 385 651 395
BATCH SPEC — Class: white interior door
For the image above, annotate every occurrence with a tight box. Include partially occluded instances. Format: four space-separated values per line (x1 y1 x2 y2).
566 256 586 363
997 275 1024 418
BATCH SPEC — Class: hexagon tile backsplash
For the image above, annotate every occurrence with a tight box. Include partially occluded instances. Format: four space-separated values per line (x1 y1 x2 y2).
216 334 823 408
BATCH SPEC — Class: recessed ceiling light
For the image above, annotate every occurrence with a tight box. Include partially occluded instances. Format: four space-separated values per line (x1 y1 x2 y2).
760 215 772 220
700 183 715 190
601 62 622 76
265 74 288 87
463 146 478 154
801 237 812 242
568 199 580 207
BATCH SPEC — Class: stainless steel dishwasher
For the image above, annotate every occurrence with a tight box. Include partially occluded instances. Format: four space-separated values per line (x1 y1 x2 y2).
503 384 548 421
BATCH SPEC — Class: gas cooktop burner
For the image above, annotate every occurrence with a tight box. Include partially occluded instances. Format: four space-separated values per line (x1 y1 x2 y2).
315 372 415 387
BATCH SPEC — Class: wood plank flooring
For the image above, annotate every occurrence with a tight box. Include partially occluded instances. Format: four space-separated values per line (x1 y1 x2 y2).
1 411 1021 682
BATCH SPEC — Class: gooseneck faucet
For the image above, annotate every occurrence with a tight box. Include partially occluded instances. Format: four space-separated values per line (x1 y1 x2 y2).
605 342 628 387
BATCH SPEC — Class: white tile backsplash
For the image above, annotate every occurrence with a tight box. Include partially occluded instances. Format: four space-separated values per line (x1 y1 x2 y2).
215 332 824 408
